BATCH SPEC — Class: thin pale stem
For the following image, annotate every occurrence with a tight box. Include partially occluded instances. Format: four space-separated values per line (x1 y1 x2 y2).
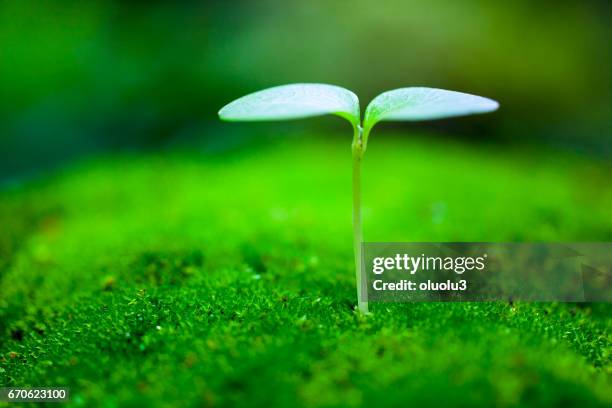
352 125 368 314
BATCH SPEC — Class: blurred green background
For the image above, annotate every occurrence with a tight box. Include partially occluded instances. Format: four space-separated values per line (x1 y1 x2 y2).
1 0 611 180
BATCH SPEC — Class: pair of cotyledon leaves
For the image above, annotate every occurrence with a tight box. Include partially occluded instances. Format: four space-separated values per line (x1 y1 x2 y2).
218 84 498 133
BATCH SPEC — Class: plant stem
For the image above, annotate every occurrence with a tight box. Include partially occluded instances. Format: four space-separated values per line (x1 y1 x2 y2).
352 125 368 314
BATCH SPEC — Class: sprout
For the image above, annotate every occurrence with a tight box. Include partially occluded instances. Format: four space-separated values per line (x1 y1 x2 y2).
219 84 499 313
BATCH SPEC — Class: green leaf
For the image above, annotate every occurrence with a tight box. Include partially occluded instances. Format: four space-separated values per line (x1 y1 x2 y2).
364 87 499 131
219 83 360 126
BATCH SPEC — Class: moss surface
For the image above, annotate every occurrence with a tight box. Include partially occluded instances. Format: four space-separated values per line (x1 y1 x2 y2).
1 134 611 407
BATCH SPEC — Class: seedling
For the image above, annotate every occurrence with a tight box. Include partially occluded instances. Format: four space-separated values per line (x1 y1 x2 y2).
219 84 498 313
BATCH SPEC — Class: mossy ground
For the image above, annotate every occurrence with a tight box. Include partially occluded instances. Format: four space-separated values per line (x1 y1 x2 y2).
1 133 611 407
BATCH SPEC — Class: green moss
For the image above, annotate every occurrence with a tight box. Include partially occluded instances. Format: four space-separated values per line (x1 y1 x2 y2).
1 134 611 407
